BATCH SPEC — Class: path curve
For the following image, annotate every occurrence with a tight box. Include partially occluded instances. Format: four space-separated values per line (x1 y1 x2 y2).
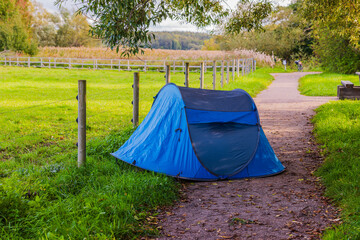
157 72 338 240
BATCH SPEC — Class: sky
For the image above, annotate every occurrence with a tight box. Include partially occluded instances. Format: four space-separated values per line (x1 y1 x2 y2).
36 0 292 32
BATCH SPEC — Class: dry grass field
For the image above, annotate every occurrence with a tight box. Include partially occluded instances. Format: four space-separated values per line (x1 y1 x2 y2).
29 47 275 66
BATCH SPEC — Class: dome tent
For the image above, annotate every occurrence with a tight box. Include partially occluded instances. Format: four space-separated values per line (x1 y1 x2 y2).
111 84 284 180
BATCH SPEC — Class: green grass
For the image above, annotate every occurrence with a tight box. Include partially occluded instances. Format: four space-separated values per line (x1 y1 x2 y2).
312 101 360 239
223 67 275 96
299 73 359 96
0 66 275 239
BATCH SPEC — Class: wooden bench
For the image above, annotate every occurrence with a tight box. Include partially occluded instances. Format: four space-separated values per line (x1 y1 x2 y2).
337 73 360 100
341 80 354 88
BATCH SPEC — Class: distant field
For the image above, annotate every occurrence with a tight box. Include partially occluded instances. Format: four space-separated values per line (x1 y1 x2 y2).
0 66 274 239
31 47 275 66
298 73 359 96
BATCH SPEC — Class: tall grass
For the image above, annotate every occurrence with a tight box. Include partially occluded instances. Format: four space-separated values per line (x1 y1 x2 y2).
15 47 276 66
313 101 360 239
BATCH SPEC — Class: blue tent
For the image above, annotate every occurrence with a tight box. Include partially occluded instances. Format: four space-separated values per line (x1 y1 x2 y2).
112 84 284 180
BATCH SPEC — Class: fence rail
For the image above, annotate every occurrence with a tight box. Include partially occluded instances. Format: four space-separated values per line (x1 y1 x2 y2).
0 56 256 75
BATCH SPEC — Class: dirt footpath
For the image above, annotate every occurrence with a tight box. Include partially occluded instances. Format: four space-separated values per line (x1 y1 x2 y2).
157 72 339 240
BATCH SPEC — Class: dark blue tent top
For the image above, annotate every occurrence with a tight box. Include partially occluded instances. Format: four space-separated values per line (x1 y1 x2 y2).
112 84 284 180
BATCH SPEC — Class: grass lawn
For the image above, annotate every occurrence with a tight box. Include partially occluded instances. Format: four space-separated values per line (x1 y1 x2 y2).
313 101 360 239
299 73 359 96
0 66 275 239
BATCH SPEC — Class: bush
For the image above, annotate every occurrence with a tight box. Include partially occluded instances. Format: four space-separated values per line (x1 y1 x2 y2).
314 28 360 74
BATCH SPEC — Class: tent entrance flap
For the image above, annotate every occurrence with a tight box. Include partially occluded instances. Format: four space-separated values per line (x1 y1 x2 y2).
188 123 260 177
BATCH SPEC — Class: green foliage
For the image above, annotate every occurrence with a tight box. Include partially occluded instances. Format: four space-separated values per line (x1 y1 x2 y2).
301 0 360 74
312 28 360 74
312 101 360 239
302 0 360 52
298 73 358 96
150 31 210 50
202 38 220 50
33 5 98 48
225 0 272 33
0 0 38 55
214 5 313 61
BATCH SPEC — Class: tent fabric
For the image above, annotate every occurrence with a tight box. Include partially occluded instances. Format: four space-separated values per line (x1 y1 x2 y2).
111 83 284 180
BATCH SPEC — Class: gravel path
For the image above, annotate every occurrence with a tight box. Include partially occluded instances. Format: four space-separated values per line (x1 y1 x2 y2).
157 72 339 240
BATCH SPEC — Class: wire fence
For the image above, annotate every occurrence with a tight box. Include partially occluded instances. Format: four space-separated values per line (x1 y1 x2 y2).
1 57 257 166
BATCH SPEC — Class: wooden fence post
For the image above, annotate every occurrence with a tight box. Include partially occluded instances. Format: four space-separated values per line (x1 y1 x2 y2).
28 57 30 67
212 61 216 90
242 59 245 76
48 57 51 69
127 60 130 70
165 65 171 84
133 72 139 128
173 60 176 73
144 60 147 72
237 59 240 77
200 62 205 89
232 59 235 81
226 60 230 84
77 80 86 167
254 60 257 71
185 62 189 87
221 60 224 88
69 58 72 69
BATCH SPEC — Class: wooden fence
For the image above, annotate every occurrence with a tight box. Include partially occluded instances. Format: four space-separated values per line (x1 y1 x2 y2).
0 56 256 75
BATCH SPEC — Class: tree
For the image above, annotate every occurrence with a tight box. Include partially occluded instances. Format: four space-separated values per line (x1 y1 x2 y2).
0 0 38 55
202 38 220 50
55 8 91 47
208 4 312 61
301 0 360 73
32 2 59 47
57 0 274 56
302 0 360 51
32 3 100 48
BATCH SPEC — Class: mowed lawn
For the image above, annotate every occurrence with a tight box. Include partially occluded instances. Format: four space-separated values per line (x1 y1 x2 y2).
0 66 274 239
298 72 359 96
